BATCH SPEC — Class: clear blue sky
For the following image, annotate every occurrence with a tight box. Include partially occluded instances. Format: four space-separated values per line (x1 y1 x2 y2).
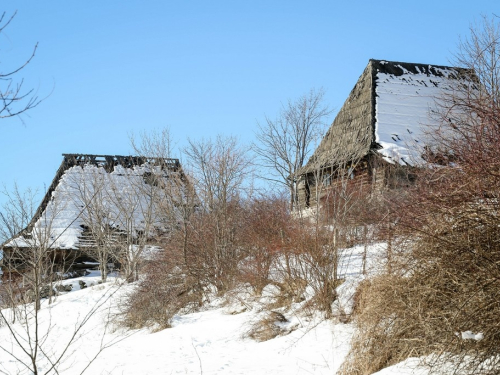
0 0 497 206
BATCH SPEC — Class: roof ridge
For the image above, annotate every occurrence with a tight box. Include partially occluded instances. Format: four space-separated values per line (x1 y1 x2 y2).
368 58 458 70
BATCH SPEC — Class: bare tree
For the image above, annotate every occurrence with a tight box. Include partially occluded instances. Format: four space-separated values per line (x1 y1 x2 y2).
186 136 251 211
0 11 42 122
0 186 124 375
108 165 167 283
70 168 118 283
0 184 38 244
0 185 61 311
72 161 174 284
130 128 175 160
126 128 199 282
184 135 252 293
254 88 332 210
120 135 251 328
131 129 198 270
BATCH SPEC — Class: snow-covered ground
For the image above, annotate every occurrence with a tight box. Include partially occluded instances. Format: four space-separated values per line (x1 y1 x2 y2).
90 304 354 375
0 276 352 375
0 243 428 375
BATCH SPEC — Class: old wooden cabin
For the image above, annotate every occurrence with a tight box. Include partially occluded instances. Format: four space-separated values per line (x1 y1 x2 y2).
1 154 191 279
296 59 467 211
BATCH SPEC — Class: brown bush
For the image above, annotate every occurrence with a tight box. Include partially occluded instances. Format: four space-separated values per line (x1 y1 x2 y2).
341 19 500 374
340 218 500 374
238 195 293 295
121 194 296 329
246 311 297 342
120 248 202 330
122 186 375 329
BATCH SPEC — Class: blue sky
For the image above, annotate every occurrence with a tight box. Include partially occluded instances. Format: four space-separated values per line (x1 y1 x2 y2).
0 0 497 206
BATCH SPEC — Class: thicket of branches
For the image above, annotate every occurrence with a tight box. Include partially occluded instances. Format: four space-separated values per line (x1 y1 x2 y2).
121 191 371 329
340 17 500 375
120 126 380 329
0 185 122 375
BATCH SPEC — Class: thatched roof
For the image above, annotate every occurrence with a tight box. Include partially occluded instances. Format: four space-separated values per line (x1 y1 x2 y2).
3 154 188 250
301 59 467 174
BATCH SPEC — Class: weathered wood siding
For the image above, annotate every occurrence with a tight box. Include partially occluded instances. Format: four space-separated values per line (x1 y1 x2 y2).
297 154 385 211
1 247 82 277
297 61 376 211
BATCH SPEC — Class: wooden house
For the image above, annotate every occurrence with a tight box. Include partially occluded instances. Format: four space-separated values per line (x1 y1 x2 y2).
296 59 468 210
1 154 192 278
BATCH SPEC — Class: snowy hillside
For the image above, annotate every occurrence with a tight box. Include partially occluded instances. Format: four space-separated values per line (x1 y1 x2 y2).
0 242 434 375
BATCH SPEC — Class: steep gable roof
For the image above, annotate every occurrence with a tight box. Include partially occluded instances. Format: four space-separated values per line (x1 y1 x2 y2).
302 59 468 173
3 154 188 250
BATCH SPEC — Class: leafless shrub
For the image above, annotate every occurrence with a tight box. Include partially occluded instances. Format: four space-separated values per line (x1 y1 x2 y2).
238 194 291 295
120 248 201 330
341 17 500 375
246 311 295 342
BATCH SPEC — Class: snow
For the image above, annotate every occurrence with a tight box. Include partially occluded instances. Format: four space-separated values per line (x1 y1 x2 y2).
374 66 455 165
90 308 353 374
0 241 445 375
5 163 179 250
334 242 387 315
0 276 353 374
0 242 390 375
0 274 123 375
460 330 484 341
372 357 429 375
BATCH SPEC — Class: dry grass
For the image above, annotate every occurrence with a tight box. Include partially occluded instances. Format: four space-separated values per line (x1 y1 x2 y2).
119 255 202 331
339 222 500 375
246 311 297 342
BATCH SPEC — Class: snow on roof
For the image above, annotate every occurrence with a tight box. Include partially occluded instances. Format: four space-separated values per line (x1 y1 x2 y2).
299 60 471 177
5 157 185 250
374 62 457 165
